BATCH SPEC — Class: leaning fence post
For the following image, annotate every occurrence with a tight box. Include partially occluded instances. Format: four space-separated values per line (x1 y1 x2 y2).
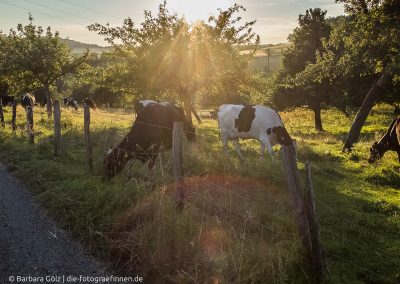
53 100 62 156
0 98 5 127
26 106 34 144
305 161 328 282
173 121 184 209
84 104 93 172
11 101 17 131
281 145 326 282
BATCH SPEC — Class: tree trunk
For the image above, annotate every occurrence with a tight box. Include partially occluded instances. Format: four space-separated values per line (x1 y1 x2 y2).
182 93 193 126
343 72 393 151
191 105 202 124
311 105 323 131
45 85 52 118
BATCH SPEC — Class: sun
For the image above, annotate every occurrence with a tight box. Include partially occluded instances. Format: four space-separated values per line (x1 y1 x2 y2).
166 0 232 23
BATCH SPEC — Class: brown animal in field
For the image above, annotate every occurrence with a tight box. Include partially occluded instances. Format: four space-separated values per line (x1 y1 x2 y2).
368 116 400 163
104 103 195 178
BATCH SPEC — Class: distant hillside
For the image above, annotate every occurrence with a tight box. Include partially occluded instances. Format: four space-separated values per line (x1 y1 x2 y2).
241 43 289 73
61 38 111 54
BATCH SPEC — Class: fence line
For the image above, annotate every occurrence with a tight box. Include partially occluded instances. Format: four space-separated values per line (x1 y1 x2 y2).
84 104 93 172
53 100 62 156
0 98 4 127
5 104 395 282
26 106 34 144
12 101 17 131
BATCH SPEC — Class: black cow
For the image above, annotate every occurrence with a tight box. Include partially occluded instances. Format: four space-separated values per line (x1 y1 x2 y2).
368 116 400 163
104 103 196 178
62 97 78 110
82 98 97 109
134 99 157 116
21 93 35 108
0 95 14 106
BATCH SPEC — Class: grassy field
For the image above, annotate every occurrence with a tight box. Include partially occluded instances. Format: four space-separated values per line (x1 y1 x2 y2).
0 104 399 283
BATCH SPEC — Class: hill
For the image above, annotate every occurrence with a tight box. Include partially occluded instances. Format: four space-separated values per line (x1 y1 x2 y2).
241 43 289 73
60 38 111 54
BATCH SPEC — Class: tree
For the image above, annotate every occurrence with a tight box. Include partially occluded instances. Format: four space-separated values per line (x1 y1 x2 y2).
88 2 259 124
271 8 331 131
333 0 400 150
0 15 88 116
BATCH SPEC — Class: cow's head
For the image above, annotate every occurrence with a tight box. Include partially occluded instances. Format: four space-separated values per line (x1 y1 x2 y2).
368 141 385 163
103 146 131 178
273 126 293 146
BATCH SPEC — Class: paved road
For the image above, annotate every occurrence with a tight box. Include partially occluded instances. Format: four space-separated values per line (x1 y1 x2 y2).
0 163 108 283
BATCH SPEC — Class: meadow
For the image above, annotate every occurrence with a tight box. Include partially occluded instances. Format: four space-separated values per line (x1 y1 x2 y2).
0 103 399 283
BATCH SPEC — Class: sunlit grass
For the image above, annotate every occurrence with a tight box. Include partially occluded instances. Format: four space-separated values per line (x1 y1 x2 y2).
0 103 399 283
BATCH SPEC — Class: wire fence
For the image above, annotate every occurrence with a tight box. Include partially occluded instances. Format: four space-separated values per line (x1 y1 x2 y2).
1 102 397 282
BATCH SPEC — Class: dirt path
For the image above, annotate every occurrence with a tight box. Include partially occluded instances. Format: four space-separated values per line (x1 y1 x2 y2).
0 163 106 283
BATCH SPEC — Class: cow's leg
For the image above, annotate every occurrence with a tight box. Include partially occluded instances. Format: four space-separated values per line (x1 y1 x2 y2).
222 134 229 156
259 142 265 160
260 136 274 158
148 154 157 169
233 139 244 161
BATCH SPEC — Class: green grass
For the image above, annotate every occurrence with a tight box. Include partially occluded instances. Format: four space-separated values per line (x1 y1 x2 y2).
0 104 399 283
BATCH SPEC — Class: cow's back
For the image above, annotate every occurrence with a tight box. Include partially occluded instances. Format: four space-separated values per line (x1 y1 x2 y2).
218 104 283 138
217 104 244 132
131 104 184 149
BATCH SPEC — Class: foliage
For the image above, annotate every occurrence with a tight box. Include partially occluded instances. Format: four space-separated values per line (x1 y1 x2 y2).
0 15 88 96
87 2 260 110
0 104 399 282
271 8 331 130
305 0 400 108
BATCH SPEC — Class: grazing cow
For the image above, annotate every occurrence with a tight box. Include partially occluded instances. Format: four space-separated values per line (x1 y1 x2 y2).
62 97 78 110
0 95 14 106
82 97 97 109
134 99 157 116
104 103 196 178
217 104 293 160
21 93 36 108
368 116 400 163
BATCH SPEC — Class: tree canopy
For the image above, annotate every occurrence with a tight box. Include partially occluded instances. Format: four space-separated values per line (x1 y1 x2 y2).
271 8 331 130
0 15 88 115
88 2 260 122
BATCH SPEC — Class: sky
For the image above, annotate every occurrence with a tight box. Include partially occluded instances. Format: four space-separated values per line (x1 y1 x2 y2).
0 0 345 46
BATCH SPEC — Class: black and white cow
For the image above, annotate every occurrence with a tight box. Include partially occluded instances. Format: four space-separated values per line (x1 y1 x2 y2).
104 103 196 178
62 97 78 110
21 93 36 108
368 116 400 163
0 95 14 106
134 100 158 116
82 98 97 109
217 104 294 160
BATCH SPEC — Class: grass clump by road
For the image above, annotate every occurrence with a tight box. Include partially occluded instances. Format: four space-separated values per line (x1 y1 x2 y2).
0 103 399 283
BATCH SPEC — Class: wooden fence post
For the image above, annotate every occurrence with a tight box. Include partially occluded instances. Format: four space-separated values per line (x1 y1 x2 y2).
280 145 327 282
305 161 328 282
26 106 34 144
53 100 62 156
0 98 5 127
84 104 93 172
173 121 184 209
12 101 17 131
